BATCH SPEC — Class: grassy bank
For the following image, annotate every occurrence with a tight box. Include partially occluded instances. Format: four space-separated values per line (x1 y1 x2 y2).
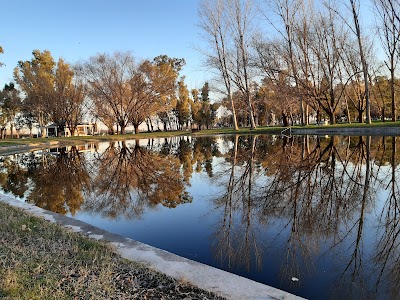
0 130 188 148
181 121 400 136
0 202 224 299
0 121 399 150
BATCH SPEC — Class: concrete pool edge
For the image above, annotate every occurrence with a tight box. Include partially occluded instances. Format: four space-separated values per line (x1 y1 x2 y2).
0 195 305 300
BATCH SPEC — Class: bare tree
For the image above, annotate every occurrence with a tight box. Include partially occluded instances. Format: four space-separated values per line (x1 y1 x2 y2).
77 52 139 134
198 0 258 129
330 0 374 123
349 0 372 123
373 0 400 121
306 7 349 124
199 0 239 130
258 0 306 125
227 0 257 128
78 52 179 134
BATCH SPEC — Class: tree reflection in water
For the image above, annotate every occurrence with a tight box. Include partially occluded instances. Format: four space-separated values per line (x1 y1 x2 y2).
211 135 263 272
208 135 400 298
1 135 400 298
85 139 190 218
27 146 91 215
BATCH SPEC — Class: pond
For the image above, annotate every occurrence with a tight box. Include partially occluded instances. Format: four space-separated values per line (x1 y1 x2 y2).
1 134 400 299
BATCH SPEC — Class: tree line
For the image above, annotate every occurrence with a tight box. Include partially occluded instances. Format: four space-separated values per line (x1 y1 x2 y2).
0 49 220 138
1 0 400 136
199 0 400 127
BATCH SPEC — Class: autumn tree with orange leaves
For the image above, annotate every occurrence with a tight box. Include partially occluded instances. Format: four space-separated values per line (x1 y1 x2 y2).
78 52 183 134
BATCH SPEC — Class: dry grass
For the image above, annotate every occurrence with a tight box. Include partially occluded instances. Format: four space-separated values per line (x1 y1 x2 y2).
0 202 225 299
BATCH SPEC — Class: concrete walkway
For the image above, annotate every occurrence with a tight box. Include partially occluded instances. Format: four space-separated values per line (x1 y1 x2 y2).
0 194 305 300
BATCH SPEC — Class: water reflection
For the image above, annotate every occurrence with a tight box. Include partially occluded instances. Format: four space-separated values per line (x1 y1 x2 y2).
87 140 191 218
1 135 400 299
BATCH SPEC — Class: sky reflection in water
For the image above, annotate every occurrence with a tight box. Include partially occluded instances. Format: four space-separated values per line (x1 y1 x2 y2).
1 135 400 300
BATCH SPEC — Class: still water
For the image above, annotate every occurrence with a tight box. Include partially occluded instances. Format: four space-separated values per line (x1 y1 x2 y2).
1 135 399 299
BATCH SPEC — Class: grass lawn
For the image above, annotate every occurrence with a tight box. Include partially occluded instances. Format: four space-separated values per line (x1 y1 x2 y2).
0 202 224 299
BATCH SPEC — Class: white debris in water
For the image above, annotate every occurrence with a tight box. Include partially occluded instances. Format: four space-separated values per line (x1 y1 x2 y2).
291 277 299 282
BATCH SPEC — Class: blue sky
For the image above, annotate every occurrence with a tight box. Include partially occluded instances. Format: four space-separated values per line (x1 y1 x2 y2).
0 0 384 94
0 0 209 90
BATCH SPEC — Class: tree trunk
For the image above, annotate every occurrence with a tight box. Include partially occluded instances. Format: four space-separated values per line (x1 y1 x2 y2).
247 94 257 129
133 123 139 134
329 112 335 125
40 126 46 138
282 112 289 127
358 110 363 123
229 91 239 130
149 119 154 131
345 96 351 124
350 0 371 124
391 67 396 121
306 105 309 125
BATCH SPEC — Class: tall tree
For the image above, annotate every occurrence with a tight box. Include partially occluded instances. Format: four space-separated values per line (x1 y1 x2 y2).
15 51 86 136
130 57 181 134
0 83 22 138
198 0 239 130
175 77 191 129
226 0 257 129
349 0 372 124
201 81 210 102
259 0 305 125
328 0 373 123
14 50 56 137
53 59 87 135
373 0 400 122
78 52 181 134
190 89 202 129
77 52 138 134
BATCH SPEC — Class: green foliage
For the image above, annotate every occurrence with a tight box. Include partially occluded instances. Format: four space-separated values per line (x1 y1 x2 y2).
201 82 210 102
153 55 186 72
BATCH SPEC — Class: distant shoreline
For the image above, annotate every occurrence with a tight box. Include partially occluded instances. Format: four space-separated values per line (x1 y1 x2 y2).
0 123 399 155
